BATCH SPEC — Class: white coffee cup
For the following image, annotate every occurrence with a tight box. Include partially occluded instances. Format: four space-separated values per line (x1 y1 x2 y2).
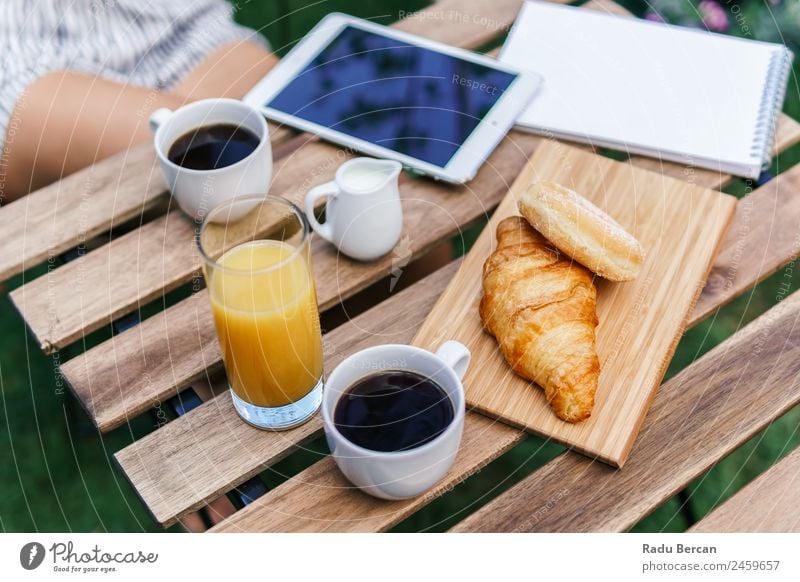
150 98 271 222
304 157 403 261
321 341 470 500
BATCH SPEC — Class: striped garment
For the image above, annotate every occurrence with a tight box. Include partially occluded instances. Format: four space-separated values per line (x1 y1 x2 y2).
0 0 267 144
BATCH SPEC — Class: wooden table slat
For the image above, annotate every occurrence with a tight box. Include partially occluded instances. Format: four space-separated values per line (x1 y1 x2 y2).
211 286 800 532
114 261 461 527
449 295 800 532
693 164 800 321
772 111 800 160
688 446 800 533
0 144 165 283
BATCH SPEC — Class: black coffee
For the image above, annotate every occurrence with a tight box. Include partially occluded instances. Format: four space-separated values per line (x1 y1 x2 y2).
167 123 260 170
333 370 454 452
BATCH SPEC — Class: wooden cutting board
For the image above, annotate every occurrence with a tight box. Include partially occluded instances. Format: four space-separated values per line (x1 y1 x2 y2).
412 142 737 467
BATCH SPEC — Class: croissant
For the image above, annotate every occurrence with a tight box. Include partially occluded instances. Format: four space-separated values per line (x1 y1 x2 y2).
479 216 600 422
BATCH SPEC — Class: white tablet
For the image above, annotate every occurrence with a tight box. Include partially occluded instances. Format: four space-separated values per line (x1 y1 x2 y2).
245 13 542 184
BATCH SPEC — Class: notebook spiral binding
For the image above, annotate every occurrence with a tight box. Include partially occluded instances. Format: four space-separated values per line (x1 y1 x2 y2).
751 47 794 170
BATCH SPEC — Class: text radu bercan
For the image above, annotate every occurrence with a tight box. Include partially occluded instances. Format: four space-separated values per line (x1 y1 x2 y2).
643 543 717 554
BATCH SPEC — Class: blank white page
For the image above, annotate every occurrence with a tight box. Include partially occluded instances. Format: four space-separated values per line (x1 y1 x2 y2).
501 1 784 172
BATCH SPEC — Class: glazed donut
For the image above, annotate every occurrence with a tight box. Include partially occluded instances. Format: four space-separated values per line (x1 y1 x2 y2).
518 181 645 281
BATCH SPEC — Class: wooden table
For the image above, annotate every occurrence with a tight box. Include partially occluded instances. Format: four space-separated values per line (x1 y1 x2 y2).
5 0 800 533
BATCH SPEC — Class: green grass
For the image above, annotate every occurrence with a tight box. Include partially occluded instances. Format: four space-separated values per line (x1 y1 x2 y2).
0 274 162 532
2 0 800 533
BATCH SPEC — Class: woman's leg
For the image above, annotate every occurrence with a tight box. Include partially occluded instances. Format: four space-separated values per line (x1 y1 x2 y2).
1 41 276 203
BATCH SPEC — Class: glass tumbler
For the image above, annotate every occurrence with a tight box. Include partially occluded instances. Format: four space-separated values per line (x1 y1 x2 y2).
197 195 324 430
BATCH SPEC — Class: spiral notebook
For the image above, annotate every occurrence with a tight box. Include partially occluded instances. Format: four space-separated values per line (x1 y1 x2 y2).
501 1 793 179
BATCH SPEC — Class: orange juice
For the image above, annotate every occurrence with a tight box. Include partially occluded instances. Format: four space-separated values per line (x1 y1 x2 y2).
208 240 323 407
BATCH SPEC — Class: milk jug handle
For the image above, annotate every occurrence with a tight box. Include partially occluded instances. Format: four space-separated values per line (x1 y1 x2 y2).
304 181 339 244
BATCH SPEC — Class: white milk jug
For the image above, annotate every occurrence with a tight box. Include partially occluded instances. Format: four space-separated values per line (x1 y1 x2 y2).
304 158 403 261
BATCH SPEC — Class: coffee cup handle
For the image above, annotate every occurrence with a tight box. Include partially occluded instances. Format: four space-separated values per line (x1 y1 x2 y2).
435 341 471 381
305 182 339 244
149 108 173 135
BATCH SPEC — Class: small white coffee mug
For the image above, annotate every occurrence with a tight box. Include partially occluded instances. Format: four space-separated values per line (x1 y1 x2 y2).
304 157 403 261
150 98 271 222
322 341 470 500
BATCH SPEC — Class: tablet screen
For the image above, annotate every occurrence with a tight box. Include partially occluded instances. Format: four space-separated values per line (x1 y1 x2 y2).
266 26 517 167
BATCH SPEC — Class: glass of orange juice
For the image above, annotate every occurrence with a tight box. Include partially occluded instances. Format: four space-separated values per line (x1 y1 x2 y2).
197 195 323 430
